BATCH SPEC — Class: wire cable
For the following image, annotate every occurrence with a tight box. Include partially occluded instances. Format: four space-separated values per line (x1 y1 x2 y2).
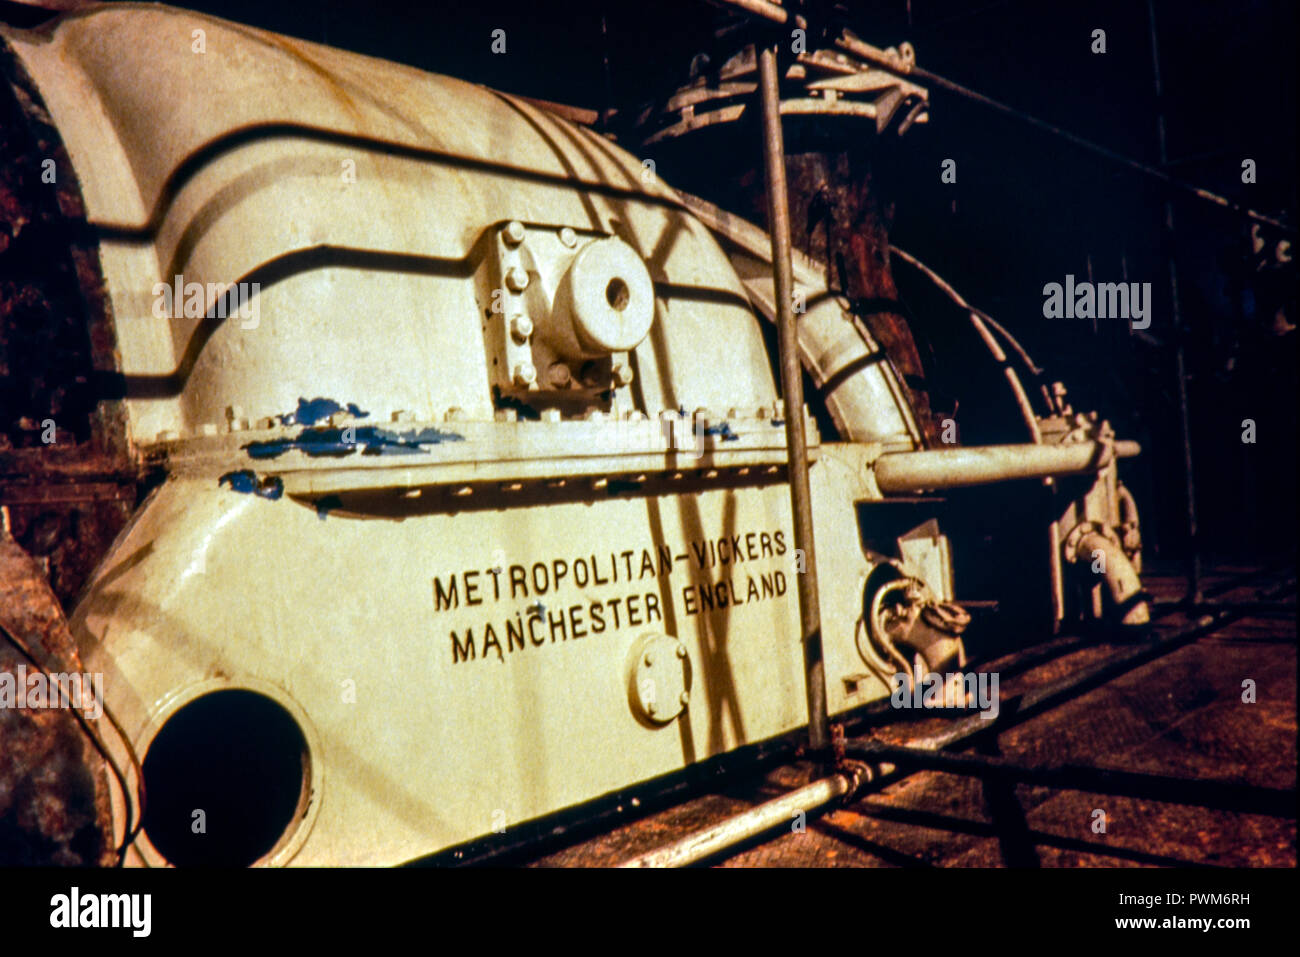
0 619 145 865
709 1 1294 235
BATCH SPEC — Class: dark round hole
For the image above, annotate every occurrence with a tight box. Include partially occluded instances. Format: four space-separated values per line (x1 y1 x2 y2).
141 690 309 867
605 277 630 311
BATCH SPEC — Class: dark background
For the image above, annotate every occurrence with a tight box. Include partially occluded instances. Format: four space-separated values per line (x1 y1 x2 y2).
9 0 1296 565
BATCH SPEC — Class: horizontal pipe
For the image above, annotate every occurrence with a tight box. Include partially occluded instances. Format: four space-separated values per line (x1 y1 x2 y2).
715 0 789 24
846 742 1296 818
618 768 863 868
618 599 1265 868
874 440 1139 493
1183 601 1296 618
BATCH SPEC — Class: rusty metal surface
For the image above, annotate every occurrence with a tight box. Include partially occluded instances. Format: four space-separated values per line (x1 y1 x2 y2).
784 151 940 446
526 563 1295 867
0 528 113 866
0 34 137 607
634 44 929 148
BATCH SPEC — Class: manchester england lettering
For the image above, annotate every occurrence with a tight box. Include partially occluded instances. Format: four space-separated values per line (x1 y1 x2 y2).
433 530 789 663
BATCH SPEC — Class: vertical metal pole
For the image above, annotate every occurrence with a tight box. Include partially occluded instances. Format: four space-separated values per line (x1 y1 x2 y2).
1147 0 1201 602
757 44 830 752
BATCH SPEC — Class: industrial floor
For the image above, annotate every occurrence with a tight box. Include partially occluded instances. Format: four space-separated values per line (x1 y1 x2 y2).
524 563 1297 867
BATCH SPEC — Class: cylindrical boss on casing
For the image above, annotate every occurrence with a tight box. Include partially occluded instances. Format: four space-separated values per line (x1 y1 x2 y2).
544 237 655 357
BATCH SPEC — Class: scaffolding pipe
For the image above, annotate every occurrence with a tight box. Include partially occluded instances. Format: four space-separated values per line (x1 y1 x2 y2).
757 43 830 753
618 596 1277 868
618 765 868 867
1147 0 1202 603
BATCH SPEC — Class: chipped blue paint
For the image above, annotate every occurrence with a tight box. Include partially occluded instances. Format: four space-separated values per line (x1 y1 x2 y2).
313 494 343 520
244 429 354 459
276 397 370 427
770 418 785 427
219 470 283 500
357 426 465 456
243 425 463 460
704 422 739 441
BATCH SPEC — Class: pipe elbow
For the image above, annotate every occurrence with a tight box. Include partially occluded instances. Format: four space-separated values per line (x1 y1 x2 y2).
1116 483 1143 574
1070 529 1150 626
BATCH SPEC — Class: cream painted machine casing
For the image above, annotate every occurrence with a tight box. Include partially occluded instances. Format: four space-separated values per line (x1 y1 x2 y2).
2 3 942 865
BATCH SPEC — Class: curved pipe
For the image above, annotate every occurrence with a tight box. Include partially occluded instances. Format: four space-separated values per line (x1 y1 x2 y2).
676 189 923 448
1072 531 1150 626
889 245 1044 443
1118 483 1140 527
1116 482 1143 574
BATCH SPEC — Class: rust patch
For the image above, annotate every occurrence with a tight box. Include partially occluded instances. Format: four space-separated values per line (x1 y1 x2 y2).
1 39 138 606
785 150 938 445
0 529 114 866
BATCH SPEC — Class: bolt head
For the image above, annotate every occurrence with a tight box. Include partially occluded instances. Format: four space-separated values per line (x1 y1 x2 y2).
559 226 578 248
502 220 526 246
643 651 655 667
509 313 533 343
675 644 687 659
547 363 572 388
679 691 690 707
505 266 529 293
512 362 536 388
612 363 634 387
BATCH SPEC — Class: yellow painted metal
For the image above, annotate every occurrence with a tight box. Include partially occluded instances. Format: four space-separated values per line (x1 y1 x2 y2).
873 439 1141 493
1 3 1143 866
2 4 773 442
0 4 905 865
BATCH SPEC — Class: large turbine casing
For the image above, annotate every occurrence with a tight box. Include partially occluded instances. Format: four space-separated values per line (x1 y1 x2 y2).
2 4 924 865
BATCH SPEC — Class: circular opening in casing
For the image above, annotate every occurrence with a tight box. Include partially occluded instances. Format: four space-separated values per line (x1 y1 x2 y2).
141 689 310 867
605 277 630 311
